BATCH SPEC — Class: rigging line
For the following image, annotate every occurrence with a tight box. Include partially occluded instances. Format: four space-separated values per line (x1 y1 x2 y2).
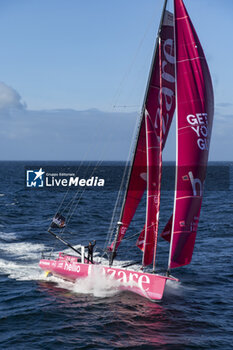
122 231 139 241
66 160 103 227
55 187 70 215
61 161 93 230
58 162 93 237
62 160 102 233
105 179 124 248
59 159 88 214
64 159 104 230
50 143 94 230
105 141 133 248
52 170 79 223
121 50 155 109
60 135 109 237
60 188 78 214
59 229 75 236
59 141 96 214
111 11 160 110
105 111 141 249
119 222 157 243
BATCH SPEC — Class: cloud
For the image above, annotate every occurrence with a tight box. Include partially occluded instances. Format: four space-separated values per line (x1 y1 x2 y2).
0 81 26 111
0 108 137 160
0 104 232 161
0 83 232 161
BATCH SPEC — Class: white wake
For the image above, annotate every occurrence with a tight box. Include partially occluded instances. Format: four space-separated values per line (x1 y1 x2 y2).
0 232 181 299
0 232 47 281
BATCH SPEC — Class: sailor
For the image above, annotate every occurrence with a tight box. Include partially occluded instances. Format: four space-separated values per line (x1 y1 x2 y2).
85 240 96 264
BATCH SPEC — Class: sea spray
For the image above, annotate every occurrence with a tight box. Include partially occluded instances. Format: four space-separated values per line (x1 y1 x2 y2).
72 265 121 298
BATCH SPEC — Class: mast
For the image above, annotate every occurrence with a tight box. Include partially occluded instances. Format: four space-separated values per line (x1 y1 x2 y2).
167 0 177 272
152 35 163 272
109 0 169 266
142 111 150 267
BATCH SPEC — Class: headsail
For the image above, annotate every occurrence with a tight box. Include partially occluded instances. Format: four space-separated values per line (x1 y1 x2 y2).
163 0 214 269
137 30 171 267
138 109 162 267
110 2 176 265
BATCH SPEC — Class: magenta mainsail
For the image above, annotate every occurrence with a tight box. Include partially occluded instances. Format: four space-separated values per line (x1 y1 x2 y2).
163 0 214 269
111 10 176 264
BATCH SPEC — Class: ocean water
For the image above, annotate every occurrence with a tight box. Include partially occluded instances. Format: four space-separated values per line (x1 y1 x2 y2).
0 161 232 350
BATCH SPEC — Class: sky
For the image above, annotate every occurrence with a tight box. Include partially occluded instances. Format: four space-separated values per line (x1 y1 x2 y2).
0 0 232 161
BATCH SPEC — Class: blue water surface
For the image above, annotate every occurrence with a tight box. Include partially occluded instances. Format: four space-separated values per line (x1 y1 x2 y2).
0 161 232 350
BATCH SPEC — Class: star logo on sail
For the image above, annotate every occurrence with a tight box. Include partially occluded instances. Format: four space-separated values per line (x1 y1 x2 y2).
26 168 45 187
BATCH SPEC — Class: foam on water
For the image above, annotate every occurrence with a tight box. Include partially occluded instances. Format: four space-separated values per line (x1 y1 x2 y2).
0 231 18 241
37 262 122 298
164 278 183 297
0 241 46 260
49 272 121 298
0 233 48 281
0 258 45 281
73 267 121 298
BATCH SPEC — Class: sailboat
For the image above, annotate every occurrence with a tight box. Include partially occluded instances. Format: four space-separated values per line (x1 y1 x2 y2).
39 0 214 300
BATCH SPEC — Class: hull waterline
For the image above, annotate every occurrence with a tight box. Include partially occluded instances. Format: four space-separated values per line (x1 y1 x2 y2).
39 253 177 300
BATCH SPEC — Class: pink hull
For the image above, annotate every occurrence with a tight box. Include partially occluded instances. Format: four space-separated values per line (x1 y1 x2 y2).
39 253 177 300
